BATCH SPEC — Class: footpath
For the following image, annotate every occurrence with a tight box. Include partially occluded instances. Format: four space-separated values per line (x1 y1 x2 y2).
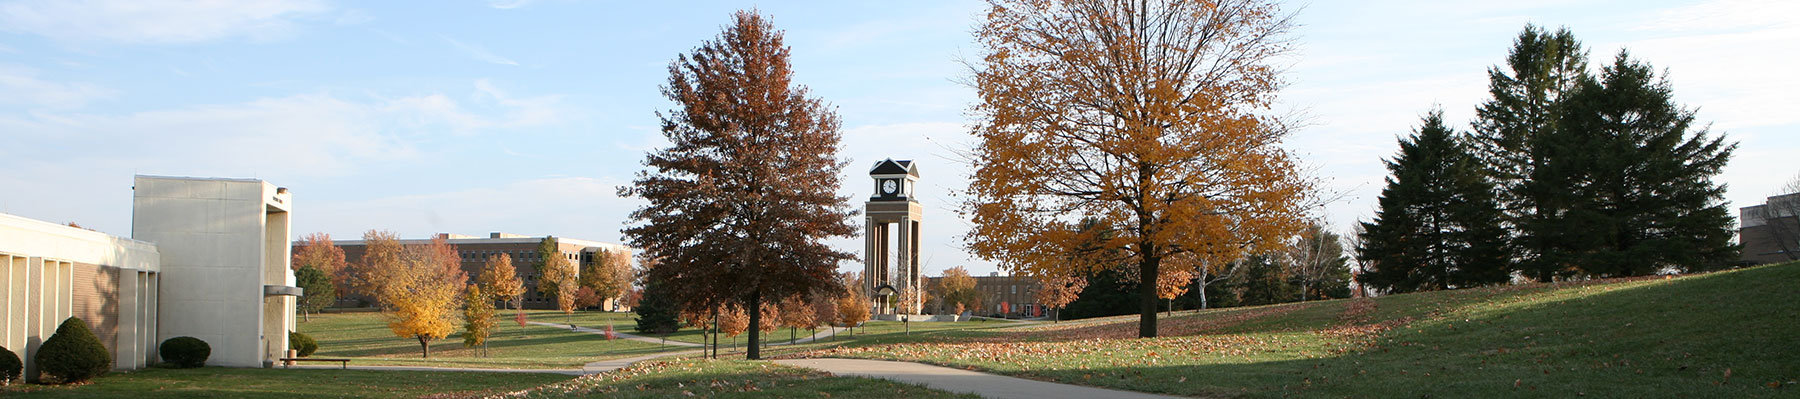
774 358 1188 399
291 322 1182 399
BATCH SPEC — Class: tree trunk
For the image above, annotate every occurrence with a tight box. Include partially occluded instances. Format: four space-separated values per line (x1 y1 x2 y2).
1199 281 1210 309
747 290 763 360
417 336 430 358
1138 251 1160 338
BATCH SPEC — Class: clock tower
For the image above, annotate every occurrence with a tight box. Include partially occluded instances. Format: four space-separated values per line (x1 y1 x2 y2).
865 158 922 317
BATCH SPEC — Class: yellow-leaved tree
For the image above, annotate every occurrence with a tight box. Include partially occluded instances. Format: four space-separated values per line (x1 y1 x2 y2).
462 284 496 356
966 0 1311 338
478 253 525 311
374 235 467 358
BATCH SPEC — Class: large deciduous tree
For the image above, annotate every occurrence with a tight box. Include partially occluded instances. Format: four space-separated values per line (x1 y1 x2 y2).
966 0 1310 338
1033 275 1085 322
292 233 347 291
937 266 982 315
623 10 855 360
379 236 468 358
1357 111 1512 293
477 254 525 311
535 237 578 318
347 230 404 300
580 248 634 310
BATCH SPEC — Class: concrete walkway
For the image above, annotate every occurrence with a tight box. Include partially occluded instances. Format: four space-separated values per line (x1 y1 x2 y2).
773 358 1188 399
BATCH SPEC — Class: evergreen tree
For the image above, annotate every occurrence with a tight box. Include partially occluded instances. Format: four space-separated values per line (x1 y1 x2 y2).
632 272 681 336
1471 24 1589 282
295 265 336 322
1546 52 1738 275
1240 253 1300 306
1358 110 1513 293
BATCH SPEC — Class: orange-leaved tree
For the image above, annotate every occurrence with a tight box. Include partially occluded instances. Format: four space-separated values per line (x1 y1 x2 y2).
535 237 578 321
623 10 855 360
965 0 1311 338
346 230 404 300
835 287 870 336
292 232 347 288
579 248 634 311
717 305 749 350
778 295 818 344
938 267 981 315
1034 274 1086 323
1156 270 1193 316
477 253 525 311
378 236 467 358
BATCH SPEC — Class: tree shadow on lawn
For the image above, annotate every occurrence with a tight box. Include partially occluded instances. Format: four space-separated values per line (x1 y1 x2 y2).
316 328 664 359
863 264 1799 398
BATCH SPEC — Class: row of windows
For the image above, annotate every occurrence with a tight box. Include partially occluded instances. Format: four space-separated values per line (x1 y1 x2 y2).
456 250 587 263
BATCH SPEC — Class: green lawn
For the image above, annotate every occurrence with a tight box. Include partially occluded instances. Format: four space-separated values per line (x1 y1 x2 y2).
299 311 677 369
790 262 1800 398
1 367 572 398
494 357 978 399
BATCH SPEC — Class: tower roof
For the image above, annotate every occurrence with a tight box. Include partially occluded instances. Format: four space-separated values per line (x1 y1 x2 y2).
869 158 920 177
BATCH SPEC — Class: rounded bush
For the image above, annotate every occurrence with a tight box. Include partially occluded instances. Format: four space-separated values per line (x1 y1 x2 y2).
0 345 21 384
159 336 211 369
289 332 318 357
36 318 111 383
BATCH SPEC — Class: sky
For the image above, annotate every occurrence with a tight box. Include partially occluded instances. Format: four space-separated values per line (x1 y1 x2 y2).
1 0 1795 277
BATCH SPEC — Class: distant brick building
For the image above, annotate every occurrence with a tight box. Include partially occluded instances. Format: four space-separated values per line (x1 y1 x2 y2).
1740 193 1800 265
924 273 1042 318
324 233 632 310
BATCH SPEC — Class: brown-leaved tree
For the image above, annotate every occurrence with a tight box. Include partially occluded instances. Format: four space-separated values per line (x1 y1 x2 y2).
965 0 1311 338
623 10 856 360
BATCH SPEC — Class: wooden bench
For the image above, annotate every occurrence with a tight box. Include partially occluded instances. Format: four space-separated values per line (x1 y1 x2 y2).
278 357 352 369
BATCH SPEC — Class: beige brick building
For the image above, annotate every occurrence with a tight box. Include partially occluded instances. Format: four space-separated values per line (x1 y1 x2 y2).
327 233 632 310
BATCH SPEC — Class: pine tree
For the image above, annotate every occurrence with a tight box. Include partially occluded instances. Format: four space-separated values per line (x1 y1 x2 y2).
1471 24 1589 282
1546 52 1738 275
1358 110 1513 293
633 273 680 335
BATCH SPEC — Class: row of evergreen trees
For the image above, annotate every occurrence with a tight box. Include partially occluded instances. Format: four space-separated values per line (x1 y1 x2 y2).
1356 25 1739 294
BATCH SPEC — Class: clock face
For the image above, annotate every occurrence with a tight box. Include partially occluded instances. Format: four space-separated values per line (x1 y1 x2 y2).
882 180 898 194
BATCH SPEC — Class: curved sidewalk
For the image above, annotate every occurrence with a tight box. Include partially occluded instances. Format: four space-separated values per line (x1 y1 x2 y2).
773 358 1188 399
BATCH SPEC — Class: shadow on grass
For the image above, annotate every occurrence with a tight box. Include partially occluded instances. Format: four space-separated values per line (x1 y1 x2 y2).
819 263 1800 399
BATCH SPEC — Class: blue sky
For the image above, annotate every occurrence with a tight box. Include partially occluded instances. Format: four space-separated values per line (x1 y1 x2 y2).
1 0 1794 277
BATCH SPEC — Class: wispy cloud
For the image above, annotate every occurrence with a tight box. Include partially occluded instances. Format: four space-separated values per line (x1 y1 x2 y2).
443 36 520 66
0 64 115 109
487 0 534 10
0 0 331 44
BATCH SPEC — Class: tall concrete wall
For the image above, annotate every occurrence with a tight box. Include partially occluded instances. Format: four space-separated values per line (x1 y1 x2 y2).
133 176 294 368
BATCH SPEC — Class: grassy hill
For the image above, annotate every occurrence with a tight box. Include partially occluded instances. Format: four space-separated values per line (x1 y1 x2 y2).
796 261 1800 398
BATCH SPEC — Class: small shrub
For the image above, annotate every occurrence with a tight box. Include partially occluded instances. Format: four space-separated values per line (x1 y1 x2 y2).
0 345 21 384
36 318 111 383
289 332 318 357
159 337 210 368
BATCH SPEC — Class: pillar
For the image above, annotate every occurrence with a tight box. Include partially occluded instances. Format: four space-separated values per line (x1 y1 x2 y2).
23 257 43 382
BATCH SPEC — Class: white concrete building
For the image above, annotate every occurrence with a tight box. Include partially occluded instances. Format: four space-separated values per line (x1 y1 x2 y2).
0 175 299 381
132 176 297 368
0 213 161 380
